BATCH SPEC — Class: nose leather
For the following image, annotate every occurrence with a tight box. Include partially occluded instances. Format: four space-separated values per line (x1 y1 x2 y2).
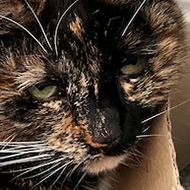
89 107 122 150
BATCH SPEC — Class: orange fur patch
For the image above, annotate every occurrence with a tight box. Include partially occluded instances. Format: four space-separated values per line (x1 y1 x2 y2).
70 16 84 42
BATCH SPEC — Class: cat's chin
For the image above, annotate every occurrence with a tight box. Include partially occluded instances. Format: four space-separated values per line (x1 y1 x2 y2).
83 154 127 174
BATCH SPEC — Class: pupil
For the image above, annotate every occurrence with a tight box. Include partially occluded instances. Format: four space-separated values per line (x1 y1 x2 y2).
37 85 46 91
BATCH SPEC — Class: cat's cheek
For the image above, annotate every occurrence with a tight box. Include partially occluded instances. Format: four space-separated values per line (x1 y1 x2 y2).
48 135 88 162
45 116 89 161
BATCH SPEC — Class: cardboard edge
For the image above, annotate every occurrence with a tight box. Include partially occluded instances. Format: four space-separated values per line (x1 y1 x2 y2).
167 101 184 190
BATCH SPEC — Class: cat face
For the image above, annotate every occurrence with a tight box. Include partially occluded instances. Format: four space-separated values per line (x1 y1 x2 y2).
0 0 185 189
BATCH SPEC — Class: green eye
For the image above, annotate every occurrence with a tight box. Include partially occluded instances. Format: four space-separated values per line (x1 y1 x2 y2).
28 85 58 100
120 59 145 75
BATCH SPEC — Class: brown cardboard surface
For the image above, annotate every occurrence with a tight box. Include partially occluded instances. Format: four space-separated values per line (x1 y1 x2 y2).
170 3 190 169
114 105 183 190
171 66 190 170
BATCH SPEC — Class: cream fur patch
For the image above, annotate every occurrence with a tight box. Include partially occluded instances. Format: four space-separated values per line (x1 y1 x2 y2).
83 154 126 174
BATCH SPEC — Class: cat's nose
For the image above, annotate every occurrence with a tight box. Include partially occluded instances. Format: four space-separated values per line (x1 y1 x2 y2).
88 107 122 150
91 124 121 148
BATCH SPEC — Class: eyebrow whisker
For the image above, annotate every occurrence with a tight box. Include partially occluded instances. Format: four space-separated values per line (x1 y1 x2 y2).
24 0 53 51
54 0 80 59
122 0 147 37
0 14 47 53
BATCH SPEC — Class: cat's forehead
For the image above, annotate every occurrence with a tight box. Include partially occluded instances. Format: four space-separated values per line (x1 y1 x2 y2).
0 0 160 31
0 0 181 40
0 0 184 70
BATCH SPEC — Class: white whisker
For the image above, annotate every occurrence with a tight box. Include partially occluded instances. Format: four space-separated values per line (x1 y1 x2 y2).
61 156 90 187
141 98 190 124
24 0 53 51
0 147 47 153
73 171 88 190
122 0 147 37
1 135 16 150
0 141 46 150
25 164 60 180
2 134 15 143
108 16 121 26
50 160 72 188
142 125 151 133
0 146 45 153
54 0 80 58
11 158 64 180
30 160 72 190
0 154 52 167
24 160 62 179
0 148 51 160
0 15 47 53
136 134 165 139
91 9 100 15
0 141 44 145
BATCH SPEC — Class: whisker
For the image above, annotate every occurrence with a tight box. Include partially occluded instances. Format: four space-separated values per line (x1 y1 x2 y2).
91 9 100 16
0 143 46 151
11 158 63 180
0 15 47 53
67 163 82 179
130 149 144 166
24 0 53 51
0 141 46 150
122 0 147 37
50 167 66 188
0 146 46 152
61 156 90 188
30 160 72 190
2 134 15 143
142 125 151 133
0 148 51 160
0 147 47 153
108 16 121 26
0 141 44 145
54 0 80 59
136 134 166 139
1 135 16 150
0 154 52 167
50 160 72 188
73 171 88 190
141 98 190 124
24 161 61 179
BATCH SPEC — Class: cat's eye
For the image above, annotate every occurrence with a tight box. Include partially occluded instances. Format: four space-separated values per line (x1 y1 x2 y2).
120 59 145 75
28 84 58 100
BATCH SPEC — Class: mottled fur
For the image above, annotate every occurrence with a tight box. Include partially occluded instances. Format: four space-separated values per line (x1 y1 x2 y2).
0 0 186 190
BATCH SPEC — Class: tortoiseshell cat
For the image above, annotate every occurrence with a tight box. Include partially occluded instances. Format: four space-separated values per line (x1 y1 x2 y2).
0 0 186 189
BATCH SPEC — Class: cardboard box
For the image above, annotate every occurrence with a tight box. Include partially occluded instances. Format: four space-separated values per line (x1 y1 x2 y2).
113 105 184 190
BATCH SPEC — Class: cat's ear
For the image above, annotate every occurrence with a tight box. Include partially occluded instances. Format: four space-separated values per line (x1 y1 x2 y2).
0 0 45 34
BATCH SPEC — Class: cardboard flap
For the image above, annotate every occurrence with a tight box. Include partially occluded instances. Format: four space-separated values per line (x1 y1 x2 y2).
114 105 183 190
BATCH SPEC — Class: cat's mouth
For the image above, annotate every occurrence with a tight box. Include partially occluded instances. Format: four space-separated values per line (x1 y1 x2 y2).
82 132 140 174
82 117 151 174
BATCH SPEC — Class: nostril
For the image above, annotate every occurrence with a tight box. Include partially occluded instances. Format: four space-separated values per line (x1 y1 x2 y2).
88 133 121 152
91 121 122 147
101 135 121 151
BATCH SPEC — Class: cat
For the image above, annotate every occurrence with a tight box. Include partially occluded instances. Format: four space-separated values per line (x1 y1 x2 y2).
0 0 186 189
